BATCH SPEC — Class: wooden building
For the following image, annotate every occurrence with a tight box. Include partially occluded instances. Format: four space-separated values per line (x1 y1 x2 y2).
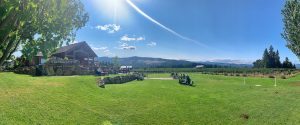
51 41 98 66
43 41 99 75
29 52 44 66
120 66 133 73
15 41 99 76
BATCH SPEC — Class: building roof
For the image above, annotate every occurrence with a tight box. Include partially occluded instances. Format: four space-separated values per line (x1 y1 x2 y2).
195 65 204 68
52 41 98 57
120 66 133 69
53 42 84 54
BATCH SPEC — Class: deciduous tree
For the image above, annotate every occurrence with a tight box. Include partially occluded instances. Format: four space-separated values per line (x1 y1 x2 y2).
282 0 300 60
0 0 89 66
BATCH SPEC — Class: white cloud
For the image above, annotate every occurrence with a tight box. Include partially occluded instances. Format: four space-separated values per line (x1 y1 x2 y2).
121 35 136 41
119 42 136 50
147 42 157 47
122 46 136 50
120 43 128 47
103 49 110 53
120 35 145 42
92 47 108 51
136 36 145 41
96 24 121 33
92 45 114 56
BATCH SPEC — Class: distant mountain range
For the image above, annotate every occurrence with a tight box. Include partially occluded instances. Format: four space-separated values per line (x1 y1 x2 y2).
98 56 253 68
199 61 253 68
296 64 300 69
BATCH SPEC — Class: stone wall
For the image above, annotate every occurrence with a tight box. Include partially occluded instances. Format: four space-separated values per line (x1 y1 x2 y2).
14 57 97 76
98 73 145 86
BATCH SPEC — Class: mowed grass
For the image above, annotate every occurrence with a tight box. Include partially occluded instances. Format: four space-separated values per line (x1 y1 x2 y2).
1 72 300 124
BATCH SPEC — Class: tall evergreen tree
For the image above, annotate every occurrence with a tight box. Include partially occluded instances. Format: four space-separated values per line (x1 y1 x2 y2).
274 50 282 68
253 46 295 69
268 46 276 68
262 48 269 68
253 59 263 68
282 57 293 68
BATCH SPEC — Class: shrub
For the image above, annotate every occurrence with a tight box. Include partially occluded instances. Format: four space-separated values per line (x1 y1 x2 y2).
281 76 287 79
269 75 275 78
99 73 145 85
35 65 46 76
14 66 36 76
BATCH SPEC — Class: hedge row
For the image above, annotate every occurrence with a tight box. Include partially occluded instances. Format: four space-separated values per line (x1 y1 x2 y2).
14 66 45 76
134 68 298 75
98 73 144 87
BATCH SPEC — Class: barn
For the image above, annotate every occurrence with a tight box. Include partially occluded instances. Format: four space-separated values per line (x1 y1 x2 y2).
51 41 98 65
43 41 99 76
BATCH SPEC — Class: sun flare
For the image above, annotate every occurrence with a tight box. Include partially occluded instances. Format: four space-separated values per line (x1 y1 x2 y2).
91 0 129 23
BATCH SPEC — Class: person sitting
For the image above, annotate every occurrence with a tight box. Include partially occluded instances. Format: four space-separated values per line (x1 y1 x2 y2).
186 75 191 85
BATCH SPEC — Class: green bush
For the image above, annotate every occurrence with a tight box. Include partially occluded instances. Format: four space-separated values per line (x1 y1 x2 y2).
281 76 286 79
100 73 144 85
269 75 275 78
14 66 36 76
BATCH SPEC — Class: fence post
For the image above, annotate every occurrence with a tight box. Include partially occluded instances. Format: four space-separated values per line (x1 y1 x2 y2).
274 77 277 87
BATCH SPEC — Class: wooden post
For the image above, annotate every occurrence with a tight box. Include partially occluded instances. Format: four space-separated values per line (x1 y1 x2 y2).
274 77 277 87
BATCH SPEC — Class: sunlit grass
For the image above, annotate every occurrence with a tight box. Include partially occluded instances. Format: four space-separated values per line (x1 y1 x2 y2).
0 72 300 124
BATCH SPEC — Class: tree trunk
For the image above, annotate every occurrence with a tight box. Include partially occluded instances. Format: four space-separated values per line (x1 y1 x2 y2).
7 40 21 60
0 33 9 46
0 16 20 66
0 39 15 66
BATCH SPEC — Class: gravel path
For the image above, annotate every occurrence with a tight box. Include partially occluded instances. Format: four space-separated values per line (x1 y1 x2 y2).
145 77 174 80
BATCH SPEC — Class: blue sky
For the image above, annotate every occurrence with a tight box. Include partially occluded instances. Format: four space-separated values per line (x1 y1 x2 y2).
74 0 299 64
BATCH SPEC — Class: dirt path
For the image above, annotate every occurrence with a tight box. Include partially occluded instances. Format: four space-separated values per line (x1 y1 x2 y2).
145 77 174 80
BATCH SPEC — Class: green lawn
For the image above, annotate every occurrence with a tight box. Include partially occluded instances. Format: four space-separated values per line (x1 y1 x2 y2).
1 72 300 124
